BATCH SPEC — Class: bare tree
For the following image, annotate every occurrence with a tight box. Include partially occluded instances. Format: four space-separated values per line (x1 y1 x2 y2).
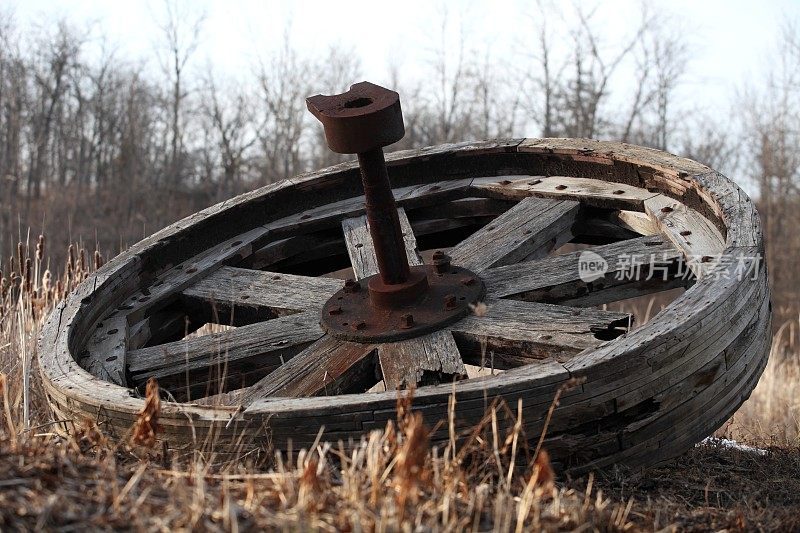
255 34 313 184
201 70 257 198
155 0 205 186
741 22 800 320
26 21 82 202
518 2 688 147
255 34 360 183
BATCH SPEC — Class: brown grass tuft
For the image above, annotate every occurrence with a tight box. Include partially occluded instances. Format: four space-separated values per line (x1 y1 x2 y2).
130 378 161 448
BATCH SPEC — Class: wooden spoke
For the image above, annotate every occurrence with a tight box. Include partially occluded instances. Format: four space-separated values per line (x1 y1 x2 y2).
127 311 324 399
342 210 466 390
268 179 472 237
241 336 378 404
77 224 273 383
448 197 581 273
342 207 422 279
408 197 516 220
378 331 467 390
239 233 339 271
471 175 659 211
122 225 272 325
450 299 631 369
644 195 725 277
181 266 342 323
484 235 686 307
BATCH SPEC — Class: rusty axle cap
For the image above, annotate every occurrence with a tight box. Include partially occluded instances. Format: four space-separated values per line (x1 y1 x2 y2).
308 82 485 342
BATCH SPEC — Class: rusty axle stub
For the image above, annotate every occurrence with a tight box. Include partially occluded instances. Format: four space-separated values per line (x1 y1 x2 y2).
321 264 486 343
307 81 411 288
306 81 404 155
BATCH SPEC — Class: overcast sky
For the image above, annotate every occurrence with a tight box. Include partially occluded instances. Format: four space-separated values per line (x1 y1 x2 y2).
8 0 799 136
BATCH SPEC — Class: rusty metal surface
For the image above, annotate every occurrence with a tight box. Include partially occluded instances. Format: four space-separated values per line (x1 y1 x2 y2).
307 81 411 291
321 264 486 343
357 148 412 286
306 81 404 154
308 81 487 341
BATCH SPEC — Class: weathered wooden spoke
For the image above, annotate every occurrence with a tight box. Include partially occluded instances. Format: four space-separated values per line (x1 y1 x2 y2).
267 178 473 238
240 336 378 404
181 266 342 324
471 175 659 210
341 209 466 389
342 208 422 277
127 311 323 400
484 235 687 307
378 331 467 390
448 196 581 272
450 299 631 369
644 195 726 277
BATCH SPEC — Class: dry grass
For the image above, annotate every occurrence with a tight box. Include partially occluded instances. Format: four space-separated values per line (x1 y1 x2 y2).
0 238 798 531
723 318 800 445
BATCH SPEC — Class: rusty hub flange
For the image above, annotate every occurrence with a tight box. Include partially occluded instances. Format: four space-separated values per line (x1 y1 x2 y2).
307 81 486 342
322 263 485 343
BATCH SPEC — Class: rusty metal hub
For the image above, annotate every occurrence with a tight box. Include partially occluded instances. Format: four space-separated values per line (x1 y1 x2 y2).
307 81 486 342
323 262 485 342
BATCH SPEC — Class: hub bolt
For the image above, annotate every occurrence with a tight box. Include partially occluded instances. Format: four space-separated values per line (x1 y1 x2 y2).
329 306 343 315
344 279 361 293
352 321 367 331
400 313 414 329
444 294 457 310
432 251 451 274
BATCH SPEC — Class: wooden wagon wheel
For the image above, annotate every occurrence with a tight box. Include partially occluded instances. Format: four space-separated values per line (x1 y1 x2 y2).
39 83 770 472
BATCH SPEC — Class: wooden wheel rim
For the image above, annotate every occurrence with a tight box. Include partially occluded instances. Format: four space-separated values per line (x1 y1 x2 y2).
39 138 770 470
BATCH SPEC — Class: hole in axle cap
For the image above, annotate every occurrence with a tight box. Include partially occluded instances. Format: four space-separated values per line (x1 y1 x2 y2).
344 97 372 108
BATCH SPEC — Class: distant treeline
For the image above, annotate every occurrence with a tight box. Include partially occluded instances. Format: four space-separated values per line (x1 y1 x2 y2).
0 3 797 320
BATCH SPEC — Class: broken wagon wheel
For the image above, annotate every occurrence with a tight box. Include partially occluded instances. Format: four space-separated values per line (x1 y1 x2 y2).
39 82 770 472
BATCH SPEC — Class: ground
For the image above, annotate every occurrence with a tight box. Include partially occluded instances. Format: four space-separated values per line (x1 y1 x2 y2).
1 250 798 531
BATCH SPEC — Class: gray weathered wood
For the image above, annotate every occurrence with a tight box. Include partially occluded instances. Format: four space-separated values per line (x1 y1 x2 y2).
38 137 770 472
127 311 324 396
79 225 274 381
408 197 515 220
471 175 659 210
81 314 128 386
450 299 631 368
268 179 473 237
341 208 422 279
182 266 342 318
644 194 725 277
123 225 273 325
240 336 378 403
342 209 467 391
449 196 581 272
378 331 467 390
484 235 685 306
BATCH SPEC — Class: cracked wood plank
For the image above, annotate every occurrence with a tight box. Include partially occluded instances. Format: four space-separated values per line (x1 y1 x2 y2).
240 336 378 403
448 196 581 273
